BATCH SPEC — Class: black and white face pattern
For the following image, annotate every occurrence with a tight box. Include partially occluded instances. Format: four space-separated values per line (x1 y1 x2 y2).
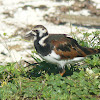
31 25 49 46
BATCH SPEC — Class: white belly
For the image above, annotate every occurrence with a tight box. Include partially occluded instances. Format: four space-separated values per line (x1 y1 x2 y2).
40 50 84 68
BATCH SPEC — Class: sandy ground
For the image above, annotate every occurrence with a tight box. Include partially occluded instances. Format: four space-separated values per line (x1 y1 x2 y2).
0 0 100 65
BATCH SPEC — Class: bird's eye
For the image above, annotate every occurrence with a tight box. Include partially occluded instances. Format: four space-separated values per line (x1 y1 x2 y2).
33 30 39 33
35 30 38 33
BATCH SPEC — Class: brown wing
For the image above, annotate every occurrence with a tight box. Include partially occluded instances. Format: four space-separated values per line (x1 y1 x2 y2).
51 37 99 60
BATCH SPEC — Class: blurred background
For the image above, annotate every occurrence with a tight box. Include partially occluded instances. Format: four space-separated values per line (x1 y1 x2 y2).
0 0 100 64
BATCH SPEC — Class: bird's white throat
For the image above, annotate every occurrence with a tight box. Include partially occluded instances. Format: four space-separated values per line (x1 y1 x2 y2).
39 35 49 46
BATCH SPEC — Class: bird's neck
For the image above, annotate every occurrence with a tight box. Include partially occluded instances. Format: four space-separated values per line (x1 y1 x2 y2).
37 34 49 47
34 35 51 56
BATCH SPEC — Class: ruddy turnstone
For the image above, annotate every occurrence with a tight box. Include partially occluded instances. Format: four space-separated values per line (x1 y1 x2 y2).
25 25 100 76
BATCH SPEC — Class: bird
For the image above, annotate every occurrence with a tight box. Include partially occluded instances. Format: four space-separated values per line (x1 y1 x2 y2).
25 25 100 76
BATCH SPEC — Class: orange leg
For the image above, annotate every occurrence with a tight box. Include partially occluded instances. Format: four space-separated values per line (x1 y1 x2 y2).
59 69 66 76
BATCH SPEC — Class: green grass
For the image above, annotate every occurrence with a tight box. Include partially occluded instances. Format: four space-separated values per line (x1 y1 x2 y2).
0 31 100 100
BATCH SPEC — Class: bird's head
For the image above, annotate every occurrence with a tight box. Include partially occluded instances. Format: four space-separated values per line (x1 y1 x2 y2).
25 25 48 41
32 25 48 37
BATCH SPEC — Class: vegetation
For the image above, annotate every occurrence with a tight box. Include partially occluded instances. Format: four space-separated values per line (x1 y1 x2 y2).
0 31 100 100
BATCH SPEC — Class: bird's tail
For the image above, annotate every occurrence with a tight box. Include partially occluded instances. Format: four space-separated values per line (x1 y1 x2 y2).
80 47 100 56
87 48 100 55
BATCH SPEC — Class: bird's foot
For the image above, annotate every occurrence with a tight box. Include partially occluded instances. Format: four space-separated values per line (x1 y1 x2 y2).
59 69 65 76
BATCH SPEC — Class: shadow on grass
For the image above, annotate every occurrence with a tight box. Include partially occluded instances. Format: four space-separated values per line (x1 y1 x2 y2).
26 61 80 78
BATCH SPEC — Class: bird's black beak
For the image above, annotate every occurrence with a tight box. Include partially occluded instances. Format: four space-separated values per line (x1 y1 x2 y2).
24 31 35 40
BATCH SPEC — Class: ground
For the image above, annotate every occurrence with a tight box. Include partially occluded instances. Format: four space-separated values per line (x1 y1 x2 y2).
0 0 100 99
